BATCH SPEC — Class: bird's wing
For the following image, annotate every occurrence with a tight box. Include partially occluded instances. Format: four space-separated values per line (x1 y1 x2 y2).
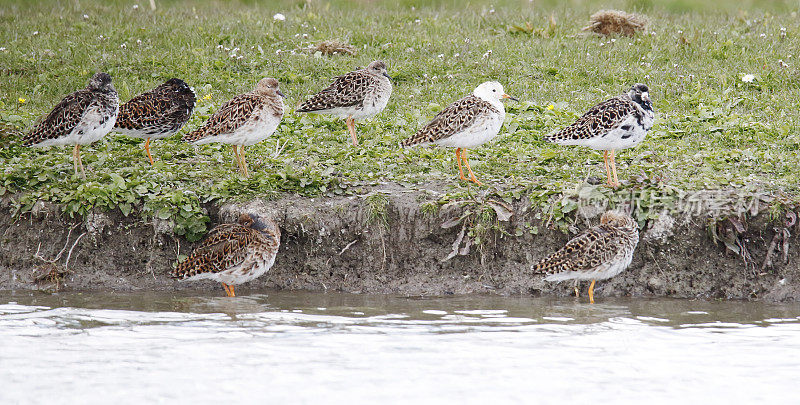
22 89 95 146
171 224 258 279
531 224 622 275
545 96 636 142
182 93 261 142
402 95 497 146
296 70 376 111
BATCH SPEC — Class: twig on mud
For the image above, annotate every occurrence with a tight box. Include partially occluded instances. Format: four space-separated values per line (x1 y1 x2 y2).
34 224 78 264
339 239 358 255
64 232 86 271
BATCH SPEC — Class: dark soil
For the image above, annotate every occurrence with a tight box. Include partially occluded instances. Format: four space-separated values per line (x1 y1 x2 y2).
1 183 798 302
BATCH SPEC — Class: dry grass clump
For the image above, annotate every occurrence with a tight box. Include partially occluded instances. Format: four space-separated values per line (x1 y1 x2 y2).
582 10 648 37
312 40 357 56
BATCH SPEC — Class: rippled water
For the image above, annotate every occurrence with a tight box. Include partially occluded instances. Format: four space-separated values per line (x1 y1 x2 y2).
2 291 799 404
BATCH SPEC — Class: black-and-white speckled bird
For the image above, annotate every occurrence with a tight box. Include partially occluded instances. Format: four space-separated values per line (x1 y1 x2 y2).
545 84 654 187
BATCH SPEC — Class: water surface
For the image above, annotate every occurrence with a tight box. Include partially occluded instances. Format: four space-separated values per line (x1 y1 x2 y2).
1 291 799 404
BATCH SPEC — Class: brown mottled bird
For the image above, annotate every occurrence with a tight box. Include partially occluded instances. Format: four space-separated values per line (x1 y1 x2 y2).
296 60 393 146
401 81 516 185
531 210 639 304
114 78 196 164
21 72 119 179
171 213 281 297
545 84 654 188
182 78 284 177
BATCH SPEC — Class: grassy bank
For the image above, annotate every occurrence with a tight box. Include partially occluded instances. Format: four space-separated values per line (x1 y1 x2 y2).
1 0 799 240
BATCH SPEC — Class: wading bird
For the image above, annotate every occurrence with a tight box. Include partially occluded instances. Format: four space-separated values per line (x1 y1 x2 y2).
297 60 393 146
545 84 654 188
172 213 281 297
114 78 196 164
531 210 639 304
401 81 517 185
183 78 284 177
21 72 119 179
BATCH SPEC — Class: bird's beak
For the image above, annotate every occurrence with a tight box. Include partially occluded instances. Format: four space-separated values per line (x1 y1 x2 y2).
277 90 286 98
642 92 651 103
502 93 519 101
383 72 392 80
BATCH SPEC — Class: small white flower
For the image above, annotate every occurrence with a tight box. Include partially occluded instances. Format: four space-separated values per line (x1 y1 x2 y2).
453 53 459 57
132 4 139 9
32 31 39 36
488 8 495 14
481 49 492 59
83 14 89 19
273 13 286 21
237 55 243 60
414 19 421 24
437 54 444 58
120 43 127 49
136 39 142 45
216 44 223 49
759 33 766 38
778 59 789 68
610 38 616 43
0 47 5 52
302 33 308 39
275 49 282 55
742 74 755 83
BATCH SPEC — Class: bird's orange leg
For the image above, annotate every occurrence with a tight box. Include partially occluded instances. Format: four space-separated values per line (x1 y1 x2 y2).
229 285 236 297
574 280 580 298
610 150 620 187
588 280 596 304
222 283 233 297
462 149 484 186
456 148 468 182
603 150 613 186
76 145 86 179
144 137 154 165
240 146 249 178
346 116 358 146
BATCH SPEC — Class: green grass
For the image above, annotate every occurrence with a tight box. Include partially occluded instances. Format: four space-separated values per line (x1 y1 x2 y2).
2 0 800 239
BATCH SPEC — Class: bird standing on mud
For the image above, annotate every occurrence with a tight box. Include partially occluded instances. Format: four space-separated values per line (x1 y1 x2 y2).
183 78 285 177
21 72 119 179
531 210 639 304
401 81 517 185
296 60 393 146
171 213 281 297
114 78 196 164
545 84 654 188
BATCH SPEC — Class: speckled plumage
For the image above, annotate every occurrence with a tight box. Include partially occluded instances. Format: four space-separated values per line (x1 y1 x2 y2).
115 78 195 164
172 213 281 297
115 78 195 138
532 210 639 303
23 73 118 147
21 72 119 178
401 81 516 185
545 83 654 187
182 78 284 176
297 60 392 145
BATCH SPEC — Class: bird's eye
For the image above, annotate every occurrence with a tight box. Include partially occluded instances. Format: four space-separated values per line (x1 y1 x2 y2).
493 89 496 92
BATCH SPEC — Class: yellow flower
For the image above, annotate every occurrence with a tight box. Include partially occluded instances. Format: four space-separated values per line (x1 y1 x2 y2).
18 97 26 103
203 94 212 100
546 104 554 110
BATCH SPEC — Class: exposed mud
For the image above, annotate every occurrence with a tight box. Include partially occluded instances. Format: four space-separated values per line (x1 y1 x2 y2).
1 183 798 301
